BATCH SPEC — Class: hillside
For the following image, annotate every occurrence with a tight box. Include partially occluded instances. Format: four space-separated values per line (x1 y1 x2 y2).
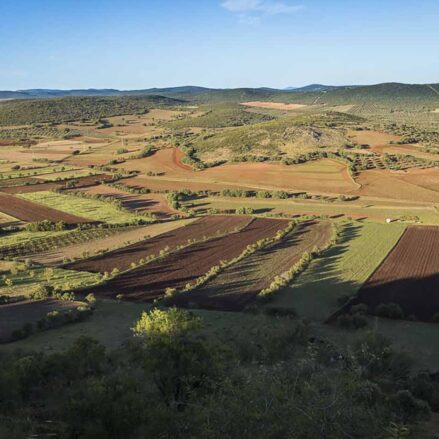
0 95 186 126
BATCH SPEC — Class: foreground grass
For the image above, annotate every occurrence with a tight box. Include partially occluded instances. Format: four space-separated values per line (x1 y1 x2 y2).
19 191 146 224
267 221 406 320
3 298 439 372
0 299 260 352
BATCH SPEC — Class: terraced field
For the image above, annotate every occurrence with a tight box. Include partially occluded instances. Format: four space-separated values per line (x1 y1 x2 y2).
87 218 288 301
0 192 93 224
172 221 332 311
66 215 251 273
18 191 144 224
30 219 196 265
73 184 179 218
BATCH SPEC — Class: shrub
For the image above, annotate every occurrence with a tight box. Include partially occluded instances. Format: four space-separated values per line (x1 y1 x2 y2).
375 303 405 319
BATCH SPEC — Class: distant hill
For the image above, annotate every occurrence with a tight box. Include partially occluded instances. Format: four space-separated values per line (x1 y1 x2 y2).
2 83 438 105
285 84 350 92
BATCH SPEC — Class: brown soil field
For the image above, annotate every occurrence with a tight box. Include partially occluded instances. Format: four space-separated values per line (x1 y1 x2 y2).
172 221 332 311
66 215 251 273
346 129 400 147
73 185 179 218
30 219 196 266
242 102 307 110
351 226 439 321
353 169 439 203
0 174 114 194
372 143 439 161
0 299 82 343
0 193 94 224
87 218 288 301
117 148 358 194
1 182 63 194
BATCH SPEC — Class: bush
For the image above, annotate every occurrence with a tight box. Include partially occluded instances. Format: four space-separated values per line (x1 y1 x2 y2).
375 303 405 319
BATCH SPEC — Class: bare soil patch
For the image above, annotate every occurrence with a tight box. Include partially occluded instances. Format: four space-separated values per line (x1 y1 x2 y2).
88 218 288 301
354 169 439 203
118 149 358 194
66 215 251 273
242 102 307 111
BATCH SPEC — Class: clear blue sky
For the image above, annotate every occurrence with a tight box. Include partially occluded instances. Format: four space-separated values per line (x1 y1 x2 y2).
1 0 438 90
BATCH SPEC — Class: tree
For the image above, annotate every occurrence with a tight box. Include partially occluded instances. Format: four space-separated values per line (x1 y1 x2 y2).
132 308 219 410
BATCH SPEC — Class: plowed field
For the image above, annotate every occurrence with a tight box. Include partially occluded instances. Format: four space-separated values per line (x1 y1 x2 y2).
66 215 251 273
353 226 439 321
88 218 288 301
172 221 332 311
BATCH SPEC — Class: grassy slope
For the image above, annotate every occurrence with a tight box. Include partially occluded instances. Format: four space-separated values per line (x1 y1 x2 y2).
191 112 363 158
19 191 145 224
268 221 406 320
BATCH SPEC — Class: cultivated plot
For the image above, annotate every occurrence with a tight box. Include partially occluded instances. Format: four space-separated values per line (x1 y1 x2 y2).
66 215 251 273
173 221 332 311
354 226 439 321
88 218 288 301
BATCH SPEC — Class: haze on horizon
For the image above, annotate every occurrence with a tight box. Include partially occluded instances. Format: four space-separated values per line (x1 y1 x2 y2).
1 0 438 90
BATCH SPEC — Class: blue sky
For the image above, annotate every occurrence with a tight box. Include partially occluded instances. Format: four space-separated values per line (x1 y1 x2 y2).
0 0 438 90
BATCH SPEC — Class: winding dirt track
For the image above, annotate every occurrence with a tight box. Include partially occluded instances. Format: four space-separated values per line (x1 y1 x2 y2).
66 215 251 273
88 218 288 301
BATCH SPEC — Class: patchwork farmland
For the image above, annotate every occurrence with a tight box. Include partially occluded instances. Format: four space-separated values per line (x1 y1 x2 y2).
65 215 251 273
0 192 93 224
87 218 288 301
1 81 439 437
172 220 332 311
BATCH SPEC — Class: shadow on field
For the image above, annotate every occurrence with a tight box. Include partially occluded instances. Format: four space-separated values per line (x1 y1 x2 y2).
338 274 439 323
267 222 364 321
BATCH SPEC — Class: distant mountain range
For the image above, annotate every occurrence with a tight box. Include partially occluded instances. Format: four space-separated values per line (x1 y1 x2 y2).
0 83 438 102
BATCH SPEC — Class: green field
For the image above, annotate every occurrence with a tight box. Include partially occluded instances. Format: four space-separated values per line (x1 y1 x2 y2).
0 228 72 248
0 165 78 180
186 196 439 224
19 191 147 224
0 266 101 299
267 221 406 320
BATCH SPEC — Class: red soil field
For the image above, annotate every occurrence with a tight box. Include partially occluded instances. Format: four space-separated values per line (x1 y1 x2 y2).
172 221 332 311
72 185 179 218
66 215 252 273
0 299 82 343
242 101 307 110
350 226 439 321
87 218 288 301
0 193 94 224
